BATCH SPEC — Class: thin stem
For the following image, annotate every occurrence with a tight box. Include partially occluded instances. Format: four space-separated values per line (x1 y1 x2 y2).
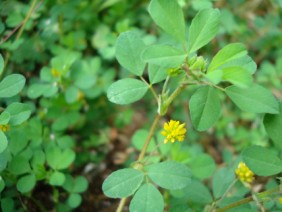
143 141 164 165
182 63 199 80
116 114 161 211
252 193 265 212
0 0 44 46
162 76 170 95
16 0 38 40
1 0 40 78
29 196 47 212
210 179 238 211
201 81 226 92
216 187 280 212
116 198 127 212
140 76 159 103
0 23 23 46
165 83 186 107
137 114 161 162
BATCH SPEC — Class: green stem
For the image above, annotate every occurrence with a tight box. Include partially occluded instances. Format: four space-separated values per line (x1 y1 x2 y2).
182 63 199 80
137 114 161 162
16 0 38 40
140 76 159 103
162 76 170 95
165 83 186 107
116 114 161 211
215 187 280 212
143 141 164 165
116 198 127 212
1 0 38 78
29 196 47 212
201 81 225 92
210 179 238 212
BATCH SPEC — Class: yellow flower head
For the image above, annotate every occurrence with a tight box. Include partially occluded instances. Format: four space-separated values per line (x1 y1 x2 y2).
235 162 254 183
279 197 282 204
161 120 186 144
0 124 10 132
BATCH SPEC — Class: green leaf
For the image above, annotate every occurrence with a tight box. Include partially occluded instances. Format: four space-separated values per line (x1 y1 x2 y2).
55 148 75 170
242 146 282 176
67 193 82 208
51 52 78 75
148 0 186 42
183 179 213 204
222 67 252 88
1 198 15 212
27 83 58 99
205 69 223 84
0 74 26 98
142 45 186 68
264 102 282 149
31 150 45 169
192 0 213 10
52 112 80 131
0 54 4 75
236 56 257 75
49 171 66 186
148 64 167 84
63 175 88 193
0 111 10 125
16 174 36 193
0 21 4 34
40 67 54 82
72 176 88 193
115 31 146 76
187 8 220 53
225 84 279 114
65 86 79 103
6 103 31 126
102 168 144 198
0 176 5 193
188 154 216 179
212 167 235 199
107 78 148 105
190 86 221 131
0 150 9 172
74 73 96 90
146 161 191 190
46 146 75 170
8 129 29 155
0 131 8 154
129 183 164 212
208 43 247 72
8 155 31 175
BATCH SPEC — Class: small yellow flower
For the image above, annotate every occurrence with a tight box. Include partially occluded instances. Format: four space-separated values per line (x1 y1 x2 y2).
235 162 254 183
279 197 282 204
161 120 186 144
0 124 10 132
51 68 61 77
77 91 84 100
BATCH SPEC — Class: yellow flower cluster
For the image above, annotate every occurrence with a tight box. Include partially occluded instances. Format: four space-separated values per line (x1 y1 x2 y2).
161 120 186 144
0 124 10 132
235 162 254 183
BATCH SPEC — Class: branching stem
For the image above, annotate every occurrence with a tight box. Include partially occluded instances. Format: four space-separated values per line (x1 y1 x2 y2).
215 187 280 212
140 76 159 103
1 0 41 79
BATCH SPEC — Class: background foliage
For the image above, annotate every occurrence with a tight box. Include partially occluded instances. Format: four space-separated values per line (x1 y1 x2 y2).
0 0 281 211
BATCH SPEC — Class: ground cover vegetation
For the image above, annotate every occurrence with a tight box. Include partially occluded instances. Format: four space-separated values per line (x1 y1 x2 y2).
0 0 282 211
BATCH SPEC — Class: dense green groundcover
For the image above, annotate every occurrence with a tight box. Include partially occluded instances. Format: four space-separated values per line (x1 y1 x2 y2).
0 0 282 211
